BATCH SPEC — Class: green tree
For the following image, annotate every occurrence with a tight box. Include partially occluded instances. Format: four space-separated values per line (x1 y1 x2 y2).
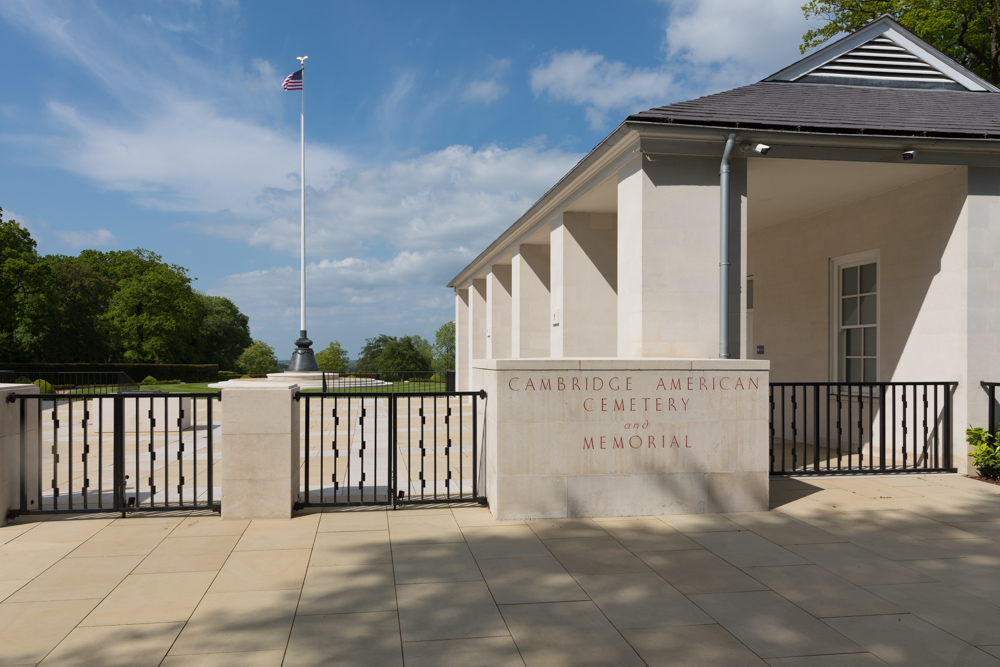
236 340 280 375
315 340 350 372
378 338 432 380
401 334 433 368
433 321 456 371
356 334 396 373
194 295 252 370
33 256 116 362
80 249 203 363
802 1 1000 84
0 209 44 362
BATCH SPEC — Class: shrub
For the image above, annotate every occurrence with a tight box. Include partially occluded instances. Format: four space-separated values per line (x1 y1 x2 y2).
967 426 1000 479
32 379 55 394
14 376 31 384
140 376 158 385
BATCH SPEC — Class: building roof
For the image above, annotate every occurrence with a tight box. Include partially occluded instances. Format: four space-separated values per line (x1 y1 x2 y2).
628 81 1000 139
629 15 1000 140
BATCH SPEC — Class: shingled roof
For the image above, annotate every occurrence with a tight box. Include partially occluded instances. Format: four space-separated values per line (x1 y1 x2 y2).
628 82 1000 139
628 15 1000 140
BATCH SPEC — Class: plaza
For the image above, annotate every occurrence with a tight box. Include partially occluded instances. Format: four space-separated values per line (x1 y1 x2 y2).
3 474 1000 665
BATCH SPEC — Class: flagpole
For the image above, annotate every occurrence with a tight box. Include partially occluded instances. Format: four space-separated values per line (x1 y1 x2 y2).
289 55 318 373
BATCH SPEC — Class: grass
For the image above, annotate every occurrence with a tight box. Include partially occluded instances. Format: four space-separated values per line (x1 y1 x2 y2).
136 382 216 393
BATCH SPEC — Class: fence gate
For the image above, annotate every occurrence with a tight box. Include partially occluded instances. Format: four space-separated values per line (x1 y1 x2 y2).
769 382 958 475
6 391 221 519
297 390 487 508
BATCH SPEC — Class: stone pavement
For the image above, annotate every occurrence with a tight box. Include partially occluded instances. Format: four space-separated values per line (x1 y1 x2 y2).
3 475 1000 666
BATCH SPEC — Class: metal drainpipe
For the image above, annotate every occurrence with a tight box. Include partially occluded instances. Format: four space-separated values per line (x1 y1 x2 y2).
719 132 737 359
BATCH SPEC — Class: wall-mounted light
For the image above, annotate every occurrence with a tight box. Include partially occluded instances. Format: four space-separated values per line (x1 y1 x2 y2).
753 143 770 155
903 150 916 161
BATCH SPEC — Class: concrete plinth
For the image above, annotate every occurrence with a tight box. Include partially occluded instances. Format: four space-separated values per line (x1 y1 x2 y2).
474 359 770 520
1 384 39 521
214 381 300 520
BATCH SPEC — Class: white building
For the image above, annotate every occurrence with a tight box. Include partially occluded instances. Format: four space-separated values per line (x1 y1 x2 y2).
448 16 1000 518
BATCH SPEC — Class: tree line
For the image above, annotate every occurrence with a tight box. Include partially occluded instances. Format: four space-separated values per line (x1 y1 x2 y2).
0 208 251 368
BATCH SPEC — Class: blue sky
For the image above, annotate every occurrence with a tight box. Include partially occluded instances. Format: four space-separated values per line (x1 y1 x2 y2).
0 0 814 360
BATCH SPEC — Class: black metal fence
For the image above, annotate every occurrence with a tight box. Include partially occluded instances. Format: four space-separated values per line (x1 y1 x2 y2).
297 389 485 507
1 370 138 394
769 382 957 475
321 370 456 393
982 382 1000 434
6 390 220 518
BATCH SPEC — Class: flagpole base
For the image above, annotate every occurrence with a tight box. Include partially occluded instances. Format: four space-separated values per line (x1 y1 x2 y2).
287 330 319 372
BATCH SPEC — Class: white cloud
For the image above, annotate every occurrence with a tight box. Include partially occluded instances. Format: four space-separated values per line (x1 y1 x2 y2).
55 228 117 248
531 50 675 128
663 0 810 82
191 142 580 258
463 58 511 103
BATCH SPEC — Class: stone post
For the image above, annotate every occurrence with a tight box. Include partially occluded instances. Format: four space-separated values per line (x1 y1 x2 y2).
216 381 300 520
0 384 39 523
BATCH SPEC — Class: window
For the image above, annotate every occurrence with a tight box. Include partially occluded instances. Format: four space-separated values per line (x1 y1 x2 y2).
832 252 878 383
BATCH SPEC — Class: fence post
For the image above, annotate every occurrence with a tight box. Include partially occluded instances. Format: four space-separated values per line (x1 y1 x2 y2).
944 384 953 470
446 370 456 393
113 393 125 517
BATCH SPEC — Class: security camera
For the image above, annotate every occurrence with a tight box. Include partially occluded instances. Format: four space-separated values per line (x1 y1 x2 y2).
902 150 916 161
753 143 770 155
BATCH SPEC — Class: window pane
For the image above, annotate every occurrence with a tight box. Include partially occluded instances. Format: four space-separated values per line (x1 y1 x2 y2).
842 266 858 296
860 294 876 325
847 328 862 356
864 358 877 382
860 263 877 294
864 327 877 356
847 358 862 383
842 297 858 326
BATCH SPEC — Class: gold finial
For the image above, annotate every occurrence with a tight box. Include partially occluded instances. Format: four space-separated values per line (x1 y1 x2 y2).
297 56 308 68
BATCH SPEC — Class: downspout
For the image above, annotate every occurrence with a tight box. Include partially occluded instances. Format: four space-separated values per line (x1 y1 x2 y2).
719 132 737 359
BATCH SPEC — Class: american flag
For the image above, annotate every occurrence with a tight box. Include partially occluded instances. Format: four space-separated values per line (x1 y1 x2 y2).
282 69 303 91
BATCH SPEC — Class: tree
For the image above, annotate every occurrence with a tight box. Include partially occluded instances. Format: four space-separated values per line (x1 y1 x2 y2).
0 209 44 362
33 256 116 362
433 321 456 371
315 340 350 372
401 334 433 368
194 295 252 370
80 249 203 363
801 1 1000 84
356 334 396 373
377 338 431 380
236 340 280 375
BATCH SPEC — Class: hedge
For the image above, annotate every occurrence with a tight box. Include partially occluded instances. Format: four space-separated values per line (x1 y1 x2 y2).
0 363 219 384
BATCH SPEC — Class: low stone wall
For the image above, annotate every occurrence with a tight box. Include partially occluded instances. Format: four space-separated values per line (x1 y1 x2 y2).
0 384 40 520
473 359 771 520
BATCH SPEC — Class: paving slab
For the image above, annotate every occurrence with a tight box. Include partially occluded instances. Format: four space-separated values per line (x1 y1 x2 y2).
284 611 403 667
318 509 388 532
160 650 286 667
621 624 768 666
726 512 842 545
396 580 508 642
0 541 80 580
0 598 100 666
402 636 525 667
787 542 935 586
391 541 483 584
691 591 863 658
638 549 767 594
170 515 249 537
573 572 714 629
168 589 300 655
658 513 741 533
7 554 142 602
36 621 183 667
598 518 701 551
0 580 28 603
134 534 239 574
297 563 396 615
8 517 114 544
233 516 319 551
825 614 1000 667
744 565 902 618
865 582 1000 645
387 512 464 544
461 525 551 559
208 547 310 592
765 654 891 666
310 529 390 566
67 523 174 558
500 600 644 666
80 571 215 626
541 536 650 575
690 530 810 567
451 506 511 527
477 555 588 605
526 518 607 540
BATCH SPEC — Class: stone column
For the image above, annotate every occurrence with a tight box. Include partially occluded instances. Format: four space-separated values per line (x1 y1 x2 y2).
487 264 512 359
551 212 618 357
456 287 470 391
0 384 39 522
512 244 551 358
617 154 745 358
217 382 300 520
